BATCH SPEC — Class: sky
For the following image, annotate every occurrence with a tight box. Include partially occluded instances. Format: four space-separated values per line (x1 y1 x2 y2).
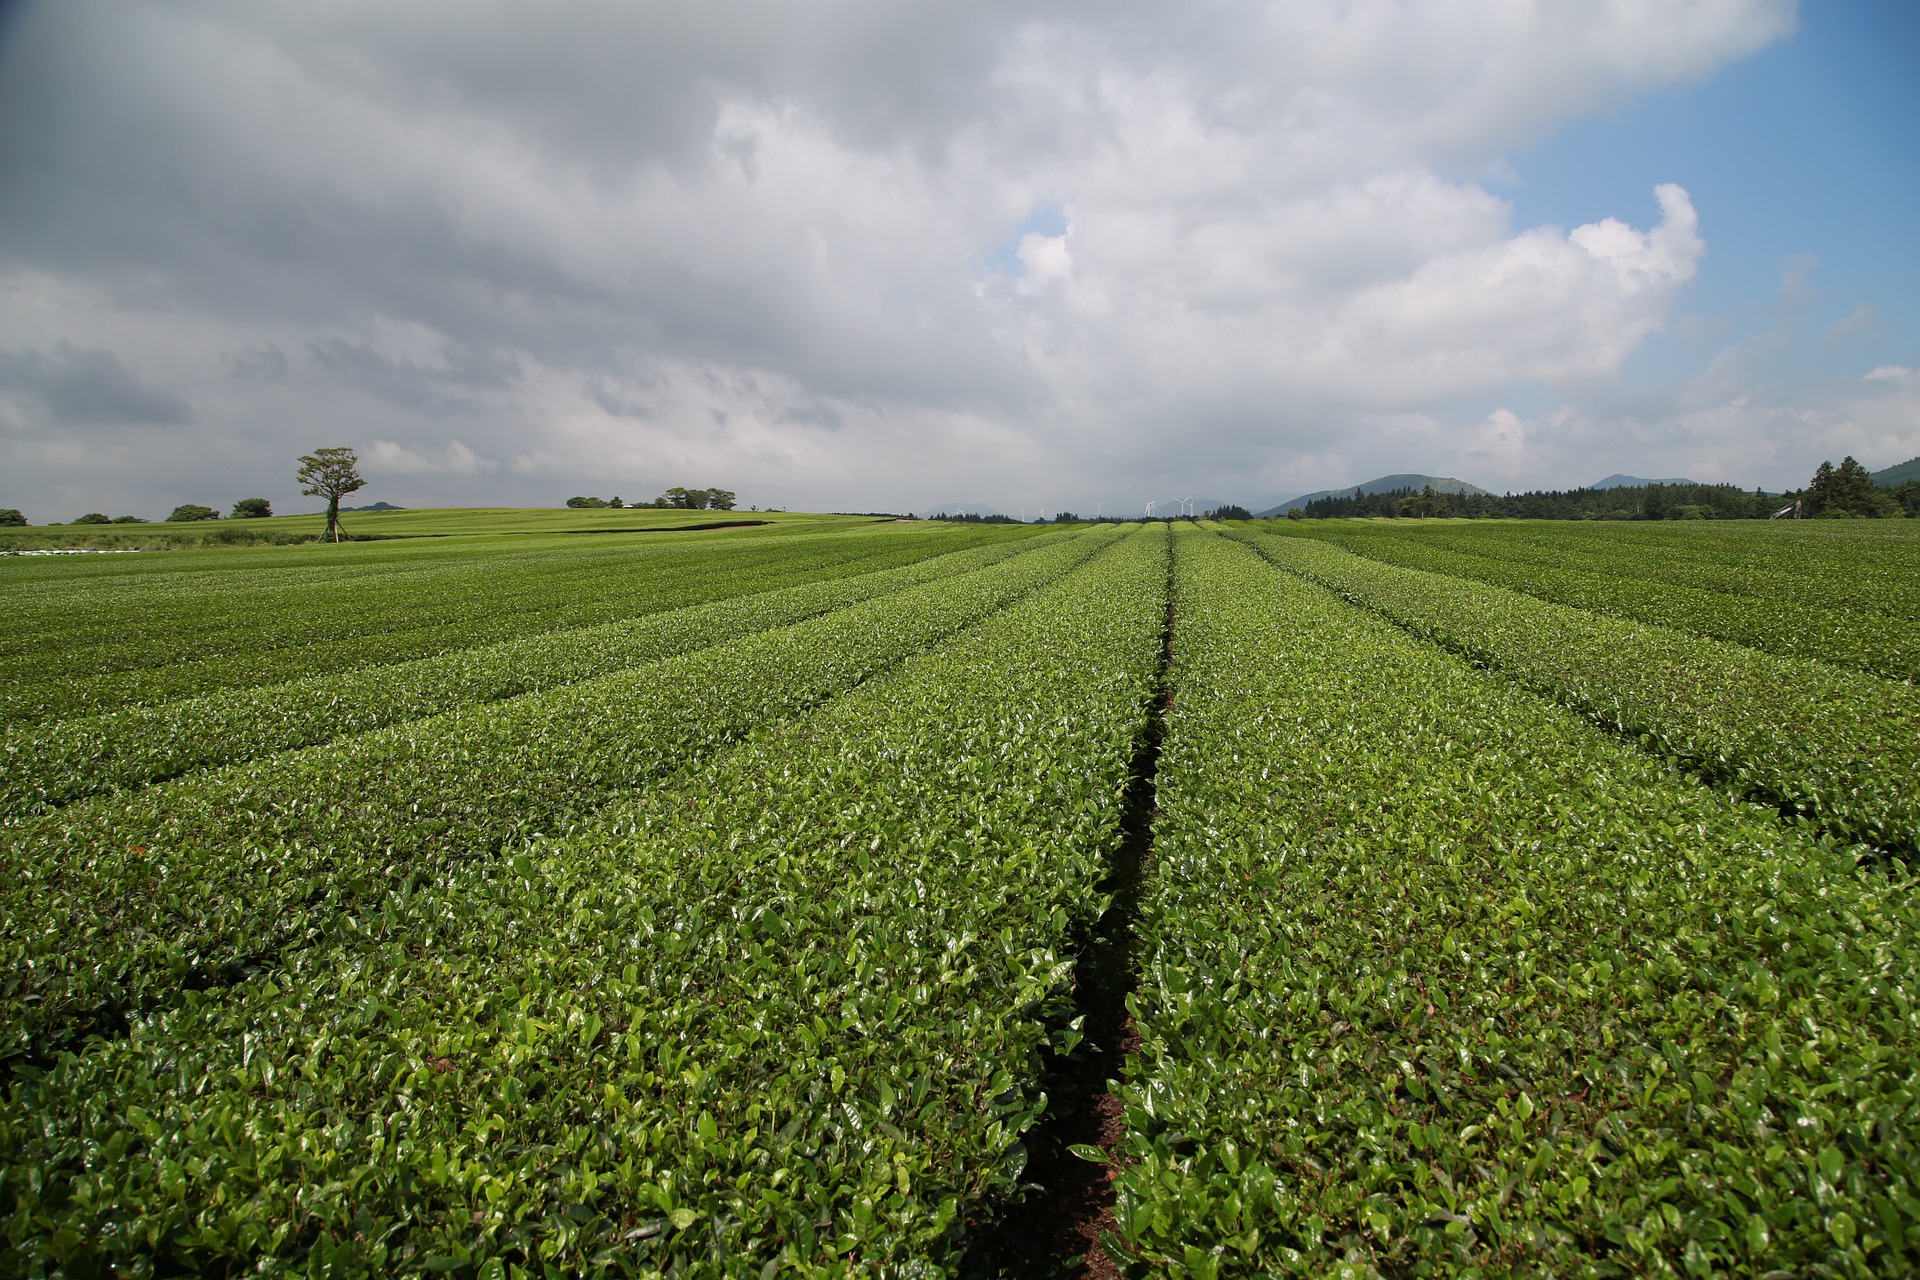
0 0 1915 520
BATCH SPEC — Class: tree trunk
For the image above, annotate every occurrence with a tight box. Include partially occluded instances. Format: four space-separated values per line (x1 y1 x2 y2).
327 496 340 542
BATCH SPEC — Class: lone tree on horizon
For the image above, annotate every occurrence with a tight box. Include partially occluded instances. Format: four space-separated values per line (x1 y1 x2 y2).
297 446 366 542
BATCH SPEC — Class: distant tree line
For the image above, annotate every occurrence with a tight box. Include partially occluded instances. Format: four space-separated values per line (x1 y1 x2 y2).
5 497 277 527
1282 460 1920 521
568 486 737 511
1800 457 1918 518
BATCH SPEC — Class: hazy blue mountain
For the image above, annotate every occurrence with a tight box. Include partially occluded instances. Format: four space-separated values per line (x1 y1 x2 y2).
1586 473 1696 489
1872 455 1920 487
342 501 406 511
1254 473 1488 518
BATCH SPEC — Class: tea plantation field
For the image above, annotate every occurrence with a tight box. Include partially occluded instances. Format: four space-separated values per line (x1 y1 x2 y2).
2 514 1916 1278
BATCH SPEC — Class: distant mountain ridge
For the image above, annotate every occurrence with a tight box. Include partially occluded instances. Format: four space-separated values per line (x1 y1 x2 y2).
1586 474 1696 490
1254 474 1489 519
1873 456 1920 487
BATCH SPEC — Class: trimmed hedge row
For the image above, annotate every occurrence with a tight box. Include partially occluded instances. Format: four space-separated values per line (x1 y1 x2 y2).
0 532 1060 815
0 524 1037 724
1111 526 1920 1277
2 527 1172 1276
0 528 1119 1070
1285 523 1918 682
1232 527 1920 854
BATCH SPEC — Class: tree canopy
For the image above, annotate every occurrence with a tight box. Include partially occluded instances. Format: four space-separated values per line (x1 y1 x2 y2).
656 486 736 511
297 447 367 541
1805 456 1898 518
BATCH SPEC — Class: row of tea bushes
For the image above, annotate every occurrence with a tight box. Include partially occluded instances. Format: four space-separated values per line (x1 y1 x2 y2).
1339 520 1920 625
1 529 1173 1276
0 524 1036 725
1288 524 1917 683
1232 528 1920 854
1112 527 1920 1277
0 522 959 681
0 533 1060 815
0 529 1119 1070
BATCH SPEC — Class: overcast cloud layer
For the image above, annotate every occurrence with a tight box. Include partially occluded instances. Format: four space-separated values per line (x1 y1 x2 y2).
2 0 1908 518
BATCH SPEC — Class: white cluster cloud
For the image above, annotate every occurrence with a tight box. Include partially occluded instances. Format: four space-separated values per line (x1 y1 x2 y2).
3 0 1898 519
368 439 499 477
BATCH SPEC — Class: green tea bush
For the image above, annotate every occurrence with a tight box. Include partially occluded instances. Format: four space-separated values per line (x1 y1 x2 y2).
1234 529 1920 854
0 525 1041 724
0 532 1060 814
1112 528 1920 1277
2 529 1170 1276
0 529 1117 1067
1289 522 1920 681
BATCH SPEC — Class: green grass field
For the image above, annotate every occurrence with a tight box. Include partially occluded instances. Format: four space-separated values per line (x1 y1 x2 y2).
0 505 869 551
2 511 1916 1277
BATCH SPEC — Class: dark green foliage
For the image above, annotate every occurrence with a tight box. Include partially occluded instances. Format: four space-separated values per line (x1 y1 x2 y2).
656 486 737 510
72 512 111 524
164 504 218 522
1296 481 1774 520
1204 504 1252 521
934 511 1022 524
230 497 272 518
110 515 144 523
565 495 609 507
0 509 24 527
1807 456 1900 518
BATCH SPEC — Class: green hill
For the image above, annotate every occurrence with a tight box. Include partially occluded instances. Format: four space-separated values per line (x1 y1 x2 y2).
1872 455 1920 487
1254 473 1488 519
